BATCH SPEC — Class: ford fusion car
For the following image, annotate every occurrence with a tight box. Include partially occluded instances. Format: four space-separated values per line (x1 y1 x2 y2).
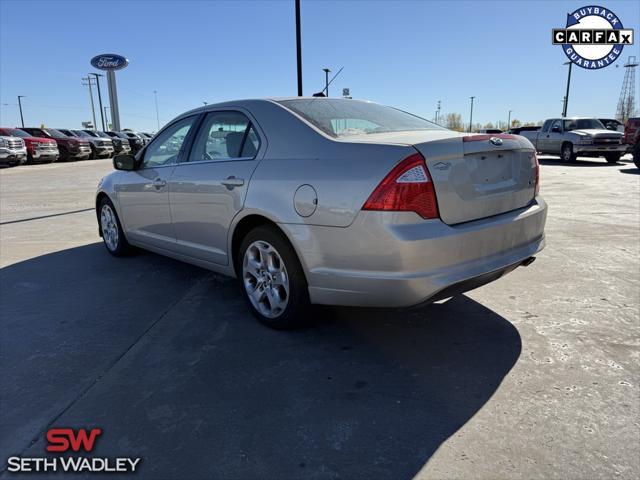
96 98 546 329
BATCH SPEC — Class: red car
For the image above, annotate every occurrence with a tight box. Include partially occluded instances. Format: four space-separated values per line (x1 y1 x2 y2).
0 127 59 163
623 117 640 168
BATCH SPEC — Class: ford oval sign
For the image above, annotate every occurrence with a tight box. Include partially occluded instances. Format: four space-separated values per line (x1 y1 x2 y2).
90 54 129 71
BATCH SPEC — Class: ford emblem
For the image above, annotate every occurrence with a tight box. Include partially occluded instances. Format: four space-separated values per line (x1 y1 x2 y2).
489 137 503 146
90 54 129 71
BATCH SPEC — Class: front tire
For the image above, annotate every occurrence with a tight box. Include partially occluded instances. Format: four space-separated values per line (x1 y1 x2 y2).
238 225 310 329
561 143 576 162
605 153 621 164
98 197 131 256
633 142 640 169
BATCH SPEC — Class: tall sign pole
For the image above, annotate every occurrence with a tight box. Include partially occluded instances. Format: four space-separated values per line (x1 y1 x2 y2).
295 0 303 96
91 54 129 131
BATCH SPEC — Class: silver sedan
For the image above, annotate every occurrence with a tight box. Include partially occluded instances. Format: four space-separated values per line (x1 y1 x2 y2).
96 98 547 329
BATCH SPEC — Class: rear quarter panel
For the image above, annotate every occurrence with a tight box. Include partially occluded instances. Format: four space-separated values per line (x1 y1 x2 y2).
242 101 413 227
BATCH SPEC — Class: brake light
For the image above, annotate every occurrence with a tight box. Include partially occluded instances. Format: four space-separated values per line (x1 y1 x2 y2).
534 151 540 195
363 153 439 219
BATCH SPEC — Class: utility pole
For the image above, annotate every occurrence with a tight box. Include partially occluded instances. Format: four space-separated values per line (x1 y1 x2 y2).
468 96 475 132
89 73 105 130
295 0 303 96
323 68 331 97
507 110 512 131
562 61 572 117
17 96 25 127
435 100 441 124
154 90 160 130
82 76 97 129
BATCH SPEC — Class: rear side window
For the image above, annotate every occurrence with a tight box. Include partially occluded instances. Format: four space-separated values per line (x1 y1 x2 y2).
278 98 444 138
188 111 260 162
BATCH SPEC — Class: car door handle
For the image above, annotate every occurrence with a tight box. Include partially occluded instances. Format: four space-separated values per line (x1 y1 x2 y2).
221 176 244 188
153 178 167 189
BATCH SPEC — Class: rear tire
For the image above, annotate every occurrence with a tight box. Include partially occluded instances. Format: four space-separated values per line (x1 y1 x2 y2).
561 143 576 162
237 225 310 329
98 197 131 256
632 142 640 169
605 153 621 164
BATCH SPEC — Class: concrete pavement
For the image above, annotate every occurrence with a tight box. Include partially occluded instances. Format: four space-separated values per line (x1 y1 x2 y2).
0 156 638 479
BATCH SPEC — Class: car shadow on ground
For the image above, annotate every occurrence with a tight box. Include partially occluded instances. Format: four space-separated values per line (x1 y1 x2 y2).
1 243 521 479
619 167 639 175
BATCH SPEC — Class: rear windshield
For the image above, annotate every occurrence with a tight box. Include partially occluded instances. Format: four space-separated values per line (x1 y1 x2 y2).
278 99 444 138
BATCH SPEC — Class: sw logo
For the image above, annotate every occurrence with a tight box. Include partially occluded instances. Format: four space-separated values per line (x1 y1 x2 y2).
6 427 142 474
46 427 102 452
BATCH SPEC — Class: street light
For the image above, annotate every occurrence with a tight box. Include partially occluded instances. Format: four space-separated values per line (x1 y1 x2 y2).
507 110 513 131
562 61 572 117
17 96 25 127
89 73 105 130
104 106 110 129
82 76 97 129
322 68 331 97
468 96 475 132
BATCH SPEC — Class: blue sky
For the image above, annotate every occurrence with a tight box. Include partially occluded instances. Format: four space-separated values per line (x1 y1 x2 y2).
1 0 638 131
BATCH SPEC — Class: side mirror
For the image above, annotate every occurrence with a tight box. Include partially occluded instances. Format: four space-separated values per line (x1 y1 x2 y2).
113 154 136 171
551 125 561 133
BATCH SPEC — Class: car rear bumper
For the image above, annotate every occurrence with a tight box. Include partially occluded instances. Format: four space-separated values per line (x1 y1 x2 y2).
283 197 547 307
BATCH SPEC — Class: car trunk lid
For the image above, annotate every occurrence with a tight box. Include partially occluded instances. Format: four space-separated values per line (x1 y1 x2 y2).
413 133 537 225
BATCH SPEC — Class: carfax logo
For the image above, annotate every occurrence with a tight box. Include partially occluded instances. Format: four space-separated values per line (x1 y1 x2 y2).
552 5 634 69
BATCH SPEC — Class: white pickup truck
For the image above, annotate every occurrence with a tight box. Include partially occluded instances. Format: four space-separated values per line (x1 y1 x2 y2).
520 117 626 163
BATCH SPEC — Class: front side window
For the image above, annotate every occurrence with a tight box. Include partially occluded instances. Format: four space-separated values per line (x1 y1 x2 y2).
278 98 445 138
188 111 260 162
141 116 197 169
551 120 563 131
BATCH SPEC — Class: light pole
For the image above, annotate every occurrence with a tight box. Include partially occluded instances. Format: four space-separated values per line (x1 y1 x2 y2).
435 100 441 124
104 106 110 129
562 61 572 117
507 110 512 131
89 73 105 130
82 76 97 129
154 90 160 130
17 96 25 127
295 0 303 96
323 68 331 97
468 96 475 132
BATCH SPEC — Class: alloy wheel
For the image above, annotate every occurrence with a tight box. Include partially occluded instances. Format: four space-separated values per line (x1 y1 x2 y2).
242 240 290 318
100 204 119 252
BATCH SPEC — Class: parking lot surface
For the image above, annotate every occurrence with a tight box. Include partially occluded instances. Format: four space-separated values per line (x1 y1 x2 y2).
1 157 638 479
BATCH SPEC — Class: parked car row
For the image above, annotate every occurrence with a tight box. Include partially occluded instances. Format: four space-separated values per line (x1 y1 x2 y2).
0 127 154 167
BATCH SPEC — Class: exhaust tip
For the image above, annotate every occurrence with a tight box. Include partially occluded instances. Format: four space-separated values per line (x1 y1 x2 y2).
521 256 536 267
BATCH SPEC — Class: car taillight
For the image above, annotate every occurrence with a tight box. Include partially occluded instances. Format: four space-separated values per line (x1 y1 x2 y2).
534 151 540 195
363 152 439 219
